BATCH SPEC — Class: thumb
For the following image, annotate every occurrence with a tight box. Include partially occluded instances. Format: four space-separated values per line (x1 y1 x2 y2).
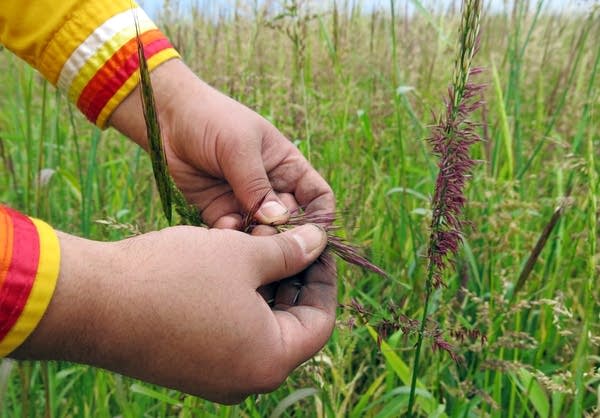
251 224 327 286
221 147 288 225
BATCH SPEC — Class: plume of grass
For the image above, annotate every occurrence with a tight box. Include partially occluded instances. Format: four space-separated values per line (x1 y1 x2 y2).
284 212 388 277
406 0 483 416
132 7 203 226
512 200 568 297
242 196 387 278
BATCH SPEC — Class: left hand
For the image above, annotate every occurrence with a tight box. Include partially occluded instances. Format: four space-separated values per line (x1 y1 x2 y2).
12 224 336 403
110 59 335 229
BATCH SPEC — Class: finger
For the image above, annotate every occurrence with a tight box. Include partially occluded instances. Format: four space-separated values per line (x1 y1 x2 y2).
295 169 336 219
213 214 243 230
197 189 241 228
250 224 278 236
272 275 305 307
263 143 335 220
272 255 337 368
250 224 327 286
278 193 300 215
179 182 243 228
249 193 299 235
220 142 289 225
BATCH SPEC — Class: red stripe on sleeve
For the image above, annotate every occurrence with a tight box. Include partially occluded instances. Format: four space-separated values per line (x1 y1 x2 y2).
77 30 172 122
0 207 40 340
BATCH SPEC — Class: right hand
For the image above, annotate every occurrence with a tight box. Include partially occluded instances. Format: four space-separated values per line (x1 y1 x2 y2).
12 224 337 404
110 59 335 229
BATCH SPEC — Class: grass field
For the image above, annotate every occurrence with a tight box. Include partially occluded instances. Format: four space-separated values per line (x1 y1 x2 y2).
1 0 599 416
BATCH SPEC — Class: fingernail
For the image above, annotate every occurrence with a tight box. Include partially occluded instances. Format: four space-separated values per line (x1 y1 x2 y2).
293 224 326 255
258 201 288 222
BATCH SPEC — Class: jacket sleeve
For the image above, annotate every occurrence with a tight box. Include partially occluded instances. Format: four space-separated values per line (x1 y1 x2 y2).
0 0 179 127
0 206 60 357
0 0 178 356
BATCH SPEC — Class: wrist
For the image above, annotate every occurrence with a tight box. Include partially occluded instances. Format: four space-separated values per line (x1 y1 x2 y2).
10 232 115 363
108 58 189 151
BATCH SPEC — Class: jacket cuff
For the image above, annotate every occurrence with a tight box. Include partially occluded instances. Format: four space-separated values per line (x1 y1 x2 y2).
38 1 179 128
0 206 60 357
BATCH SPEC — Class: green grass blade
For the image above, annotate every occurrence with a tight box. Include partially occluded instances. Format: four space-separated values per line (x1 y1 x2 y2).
269 388 319 418
366 326 446 417
132 8 172 224
510 368 549 418
491 61 513 180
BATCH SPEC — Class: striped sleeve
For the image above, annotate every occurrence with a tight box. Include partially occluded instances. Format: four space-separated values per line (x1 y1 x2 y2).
0 0 179 127
0 206 60 357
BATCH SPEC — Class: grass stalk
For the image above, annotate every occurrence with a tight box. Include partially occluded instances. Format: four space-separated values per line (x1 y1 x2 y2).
132 6 202 226
133 9 173 224
572 41 599 418
406 0 482 415
34 80 48 218
81 129 100 237
406 266 434 416
512 201 566 297
517 11 594 179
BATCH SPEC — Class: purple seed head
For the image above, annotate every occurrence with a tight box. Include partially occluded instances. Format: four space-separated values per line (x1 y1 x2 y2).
243 198 387 278
426 66 484 288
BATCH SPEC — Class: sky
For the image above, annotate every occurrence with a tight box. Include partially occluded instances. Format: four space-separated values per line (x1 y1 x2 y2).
138 0 597 18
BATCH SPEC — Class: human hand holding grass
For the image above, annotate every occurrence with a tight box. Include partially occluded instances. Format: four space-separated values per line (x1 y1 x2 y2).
110 58 336 229
12 224 336 403
11 57 339 400
1 0 338 402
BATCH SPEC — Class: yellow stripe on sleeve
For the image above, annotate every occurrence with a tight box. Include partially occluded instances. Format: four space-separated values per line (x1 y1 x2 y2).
66 19 157 103
0 219 60 357
96 48 180 128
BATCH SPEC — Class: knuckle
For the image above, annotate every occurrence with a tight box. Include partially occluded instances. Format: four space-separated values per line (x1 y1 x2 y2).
273 236 294 274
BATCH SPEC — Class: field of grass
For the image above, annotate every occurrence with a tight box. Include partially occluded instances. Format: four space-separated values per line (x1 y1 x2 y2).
0 0 599 416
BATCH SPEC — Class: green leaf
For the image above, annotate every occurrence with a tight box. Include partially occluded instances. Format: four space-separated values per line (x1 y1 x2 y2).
129 383 181 406
350 372 386 418
511 368 550 418
366 325 447 417
386 187 429 202
269 388 319 418
491 60 514 180
56 168 81 203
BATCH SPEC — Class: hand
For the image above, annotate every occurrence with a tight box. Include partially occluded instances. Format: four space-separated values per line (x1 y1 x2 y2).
110 59 335 229
12 224 336 403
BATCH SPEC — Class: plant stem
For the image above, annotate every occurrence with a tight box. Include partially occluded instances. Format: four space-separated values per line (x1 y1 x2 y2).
407 264 435 416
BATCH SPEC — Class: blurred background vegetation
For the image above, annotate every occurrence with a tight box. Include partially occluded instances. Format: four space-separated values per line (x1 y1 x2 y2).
0 0 598 416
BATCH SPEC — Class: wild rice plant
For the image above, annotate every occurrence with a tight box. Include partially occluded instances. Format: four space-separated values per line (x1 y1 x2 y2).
406 0 483 415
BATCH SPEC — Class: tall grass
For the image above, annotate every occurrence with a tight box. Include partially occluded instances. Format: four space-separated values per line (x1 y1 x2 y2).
0 0 598 416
